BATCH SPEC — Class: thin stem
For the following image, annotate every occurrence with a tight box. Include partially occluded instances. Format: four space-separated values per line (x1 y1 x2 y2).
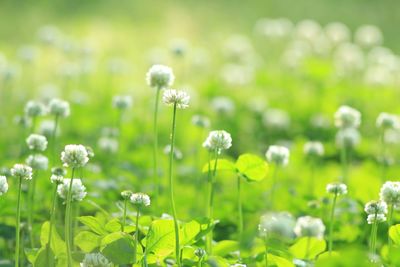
51 115 59 164
153 88 161 208
328 193 338 253
168 103 181 266
65 168 75 267
379 130 387 181
340 147 348 183
370 213 378 254
122 198 128 232
237 175 243 242
47 185 59 264
133 207 140 263
206 149 219 255
27 167 37 248
305 236 311 259
388 203 394 246
15 177 22 267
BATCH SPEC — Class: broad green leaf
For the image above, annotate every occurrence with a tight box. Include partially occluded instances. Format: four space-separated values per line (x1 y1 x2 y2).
104 218 136 233
236 153 268 182
289 237 326 260
202 159 236 173
78 216 108 235
39 221 66 258
213 240 239 256
269 254 295 267
145 219 175 260
101 232 142 264
389 224 400 244
180 218 213 245
25 248 40 264
34 247 55 267
74 231 102 253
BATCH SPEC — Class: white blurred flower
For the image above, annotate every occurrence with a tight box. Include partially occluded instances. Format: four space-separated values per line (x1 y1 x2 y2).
80 252 112 267
203 130 232 153
294 216 325 239
170 38 188 57
57 178 87 202
39 120 57 137
48 98 70 118
121 190 133 199
38 25 61 45
50 174 64 184
98 137 118 154
18 45 38 63
259 211 295 240
364 65 393 87
25 100 47 117
266 145 290 166
112 95 132 110
364 200 388 215
262 109 291 130
191 115 211 128
61 145 89 168
146 64 174 89
376 112 399 130
130 193 151 207
0 176 8 195
163 145 183 160
355 25 383 48
255 18 293 39
379 181 400 205
334 105 361 128
324 22 350 46
211 96 235 115
335 128 361 148
326 183 348 195
11 164 33 180
26 134 48 151
162 89 190 109
334 43 365 76
295 20 322 43
303 141 324 157
367 214 387 224
26 154 48 170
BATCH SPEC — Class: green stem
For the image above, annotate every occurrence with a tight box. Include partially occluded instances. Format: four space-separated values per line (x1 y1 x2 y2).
47 185 58 264
309 160 316 196
237 175 243 242
133 206 140 263
65 168 75 267
340 146 348 183
305 236 311 259
153 88 161 209
370 213 378 254
15 177 22 267
168 103 181 266
206 149 219 255
380 130 387 181
122 198 128 232
328 193 338 253
51 115 59 165
388 203 394 246
27 167 37 248
264 237 268 267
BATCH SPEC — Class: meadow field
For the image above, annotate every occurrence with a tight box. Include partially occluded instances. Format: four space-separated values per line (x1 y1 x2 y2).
1 0 400 266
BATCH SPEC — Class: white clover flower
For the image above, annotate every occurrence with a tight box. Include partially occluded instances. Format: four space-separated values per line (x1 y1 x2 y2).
334 105 361 129
11 164 33 180
26 154 48 170
335 128 361 148
48 98 70 118
24 100 47 117
255 18 293 40
324 22 350 46
26 134 48 151
203 130 232 153
52 167 66 176
50 174 64 184
191 115 211 128
262 109 291 130
265 145 290 166
38 25 60 45
294 216 325 239
18 45 38 63
355 25 383 48
57 178 87 202
39 120 57 137
376 113 400 130
163 145 183 160
121 190 133 200
130 193 151 207
326 183 348 195
333 43 365 76
162 89 190 109
379 181 400 205
61 144 89 168
146 64 174 89
295 19 322 43
211 96 235 115
112 95 132 110
80 252 112 267
0 176 8 195
364 200 388 215
98 137 119 154
367 213 387 224
303 141 324 157
259 212 296 240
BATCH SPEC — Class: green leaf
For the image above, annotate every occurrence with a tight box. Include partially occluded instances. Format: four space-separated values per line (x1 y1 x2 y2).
201 159 236 173
269 254 295 267
78 216 108 235
74 231 102 253
289 237 326 260
180 218 213 246
213 240 239 256
34 247 55 267
390 224 400 244
236 153 268 182
25 248 40 264
104 218 136 233
39 221 66 259
101 232 141 264
145 219 175 260
206 256 230 266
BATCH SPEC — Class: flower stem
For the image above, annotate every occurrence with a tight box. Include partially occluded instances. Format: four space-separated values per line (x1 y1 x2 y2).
153 88 161 208
340 147 348 183
309 159 316 196
51 115 59 165
47 185 58 264
27 168 37 248
133 206 140 263
264 237 268 267
370 213 378 254
379 130 387 181
122 198 128 232
328 193 338 253
168 103 181 266
15 177 22 267
305 236 311 259
388 203 394 246
206 149 219 254
65 168 75 267
237 175 243 242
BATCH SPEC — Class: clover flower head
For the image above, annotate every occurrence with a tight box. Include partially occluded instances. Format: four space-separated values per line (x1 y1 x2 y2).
0 176 8 195
303 141 324 157
294 216 325 239
326 183 348 195
364 200 388 215
80 252 112 267
52 167 67 176
259 211 296 240
26 154 48 170
112 95 132 110
50 174 64 184
146 64 174 89
325 22 350 45
98 137 119 154
130 192 151 207
163 145 183 160
266 145 290 166
367 213 387 224
203 130 232 153
48 98 70 118
355 25 383 48
24 100 47 117
57 178 87 202
11 164 33 180
376 113 400 130
335 128 361 148
121 190 133 200
26 134 48 152
379 181 400 205
162 89 190 109
334 105 361 128
61 144 89 168
39 120 57 137
194 248 206 258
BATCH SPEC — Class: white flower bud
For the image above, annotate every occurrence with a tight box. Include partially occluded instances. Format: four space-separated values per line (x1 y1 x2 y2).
48 98 70 118
364 200 387 215
334 105 361 129
303 141 324 157
265 145 290 166
326 183 348 195
335 128 361 148
203 130 232 153
26 134 48 152
376 113 400 130
0 176 8 195
130 193 151 207
24 100 47 117
112 95 132 110
121 190 133 199
50 174 64 184
146 64 174 89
